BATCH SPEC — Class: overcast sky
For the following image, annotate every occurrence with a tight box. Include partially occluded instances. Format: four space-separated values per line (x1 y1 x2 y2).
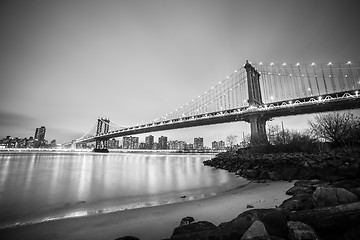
1 0 360 145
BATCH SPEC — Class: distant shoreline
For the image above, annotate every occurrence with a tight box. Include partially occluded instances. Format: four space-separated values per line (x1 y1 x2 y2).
0 148 223 154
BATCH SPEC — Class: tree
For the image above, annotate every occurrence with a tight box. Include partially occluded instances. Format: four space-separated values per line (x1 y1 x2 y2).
308 111 357 148
226 135 238 150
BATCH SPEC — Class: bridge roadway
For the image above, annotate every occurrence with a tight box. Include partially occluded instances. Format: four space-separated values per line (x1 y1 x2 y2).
78 90 360 143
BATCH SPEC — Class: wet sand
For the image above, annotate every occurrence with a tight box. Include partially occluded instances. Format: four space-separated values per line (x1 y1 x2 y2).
0 181 293 240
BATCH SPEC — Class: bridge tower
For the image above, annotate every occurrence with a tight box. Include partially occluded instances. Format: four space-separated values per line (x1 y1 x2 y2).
244 61 268 145
94 118 110 152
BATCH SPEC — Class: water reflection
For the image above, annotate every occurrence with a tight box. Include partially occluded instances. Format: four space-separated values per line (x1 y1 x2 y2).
0 153 246 228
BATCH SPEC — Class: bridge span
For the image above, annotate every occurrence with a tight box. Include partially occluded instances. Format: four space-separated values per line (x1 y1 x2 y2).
69 61 360 151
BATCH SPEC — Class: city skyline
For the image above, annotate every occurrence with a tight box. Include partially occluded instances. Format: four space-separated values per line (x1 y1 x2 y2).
1 0 360 145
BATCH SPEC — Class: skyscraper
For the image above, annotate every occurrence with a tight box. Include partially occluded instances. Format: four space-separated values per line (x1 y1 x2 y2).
194 137 204 149
145 135 154 149
34 126 46 147
158 136 168 150
34 126 46 141
122 136 139 149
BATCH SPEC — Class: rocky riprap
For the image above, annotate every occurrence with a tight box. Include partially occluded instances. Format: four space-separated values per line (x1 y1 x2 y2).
165 178 360 240
116 150 360 240
203 150 360 182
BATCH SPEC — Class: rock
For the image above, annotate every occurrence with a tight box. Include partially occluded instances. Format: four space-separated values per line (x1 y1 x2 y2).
315 167 337 181
288 202 360 231
268 171 281 181
287 221 320 240
282 167 300 181
180 216 195 226
294 180 313 187
240 221 271 240
219 209 288 238
171 221 217 237
331 179 360 190
279 194 314 211
349 187 360 198
286 186 315 196
115 237 140 240
312 187 359 207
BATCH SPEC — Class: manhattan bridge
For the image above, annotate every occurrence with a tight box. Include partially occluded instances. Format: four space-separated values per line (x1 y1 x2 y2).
66 60 360 152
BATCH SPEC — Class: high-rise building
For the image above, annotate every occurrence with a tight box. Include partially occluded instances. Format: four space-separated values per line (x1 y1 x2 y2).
34 126 46 141
212 141 218 150
158 136 168 149
145 135 154 149
122 136 139 149
194 137 204 149
34 126 46 147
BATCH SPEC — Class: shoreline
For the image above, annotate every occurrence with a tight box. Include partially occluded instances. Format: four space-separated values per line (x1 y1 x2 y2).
0 180 293 240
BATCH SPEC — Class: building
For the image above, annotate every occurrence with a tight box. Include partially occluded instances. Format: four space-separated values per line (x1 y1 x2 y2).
108 138 119 149
34 126 46 147
158 136 168 149
212 140 226 150
122 136 139 149
194 137 204 150
145 135 154 149
168 140 187 150
34 126 46 141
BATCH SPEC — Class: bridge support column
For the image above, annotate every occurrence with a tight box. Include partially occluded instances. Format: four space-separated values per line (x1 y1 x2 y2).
244 61 268 146
93 118 110 153
248 115 268 145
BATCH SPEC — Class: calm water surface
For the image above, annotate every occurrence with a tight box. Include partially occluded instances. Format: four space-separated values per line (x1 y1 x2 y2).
0 152 247 228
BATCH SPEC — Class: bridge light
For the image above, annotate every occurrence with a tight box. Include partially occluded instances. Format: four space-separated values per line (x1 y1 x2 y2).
219 81 221 84
345 75 348 78
311 62 315 66
355 91 358 95
296 63 300 66
270 96 274 100
308 88 311 91
227 76 229 79
282 63 286 66
270 62 274 66
259 62 262 65
235 70 238 73
290 74 292 76
328 62 332 65
318 96 322 100
278 73 281 76
347 61 352 65
289 101 292 104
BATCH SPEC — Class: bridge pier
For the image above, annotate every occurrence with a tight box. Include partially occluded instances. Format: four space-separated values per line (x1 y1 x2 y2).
244 61 268 146
247 115 268 145
93 118 110 153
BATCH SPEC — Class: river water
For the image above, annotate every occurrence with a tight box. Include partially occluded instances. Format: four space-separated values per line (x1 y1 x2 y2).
0 152 247 229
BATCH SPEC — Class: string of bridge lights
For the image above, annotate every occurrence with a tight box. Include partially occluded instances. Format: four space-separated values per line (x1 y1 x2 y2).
152 67 247 122
256 61 354 66
113 60 359 129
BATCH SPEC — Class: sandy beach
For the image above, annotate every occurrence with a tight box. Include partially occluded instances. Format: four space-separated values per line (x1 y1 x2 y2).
0 180 293 240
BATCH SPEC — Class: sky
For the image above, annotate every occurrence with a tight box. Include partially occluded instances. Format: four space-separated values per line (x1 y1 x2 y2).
1 0 360 146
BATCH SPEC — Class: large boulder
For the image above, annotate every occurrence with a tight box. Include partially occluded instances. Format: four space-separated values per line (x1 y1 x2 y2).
279 194 314 211
219 209 288 238
312 187 359 207
287 221 320 240
179 216 195 226
240 221 271 240
171 221 218 240
286 186 315 196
